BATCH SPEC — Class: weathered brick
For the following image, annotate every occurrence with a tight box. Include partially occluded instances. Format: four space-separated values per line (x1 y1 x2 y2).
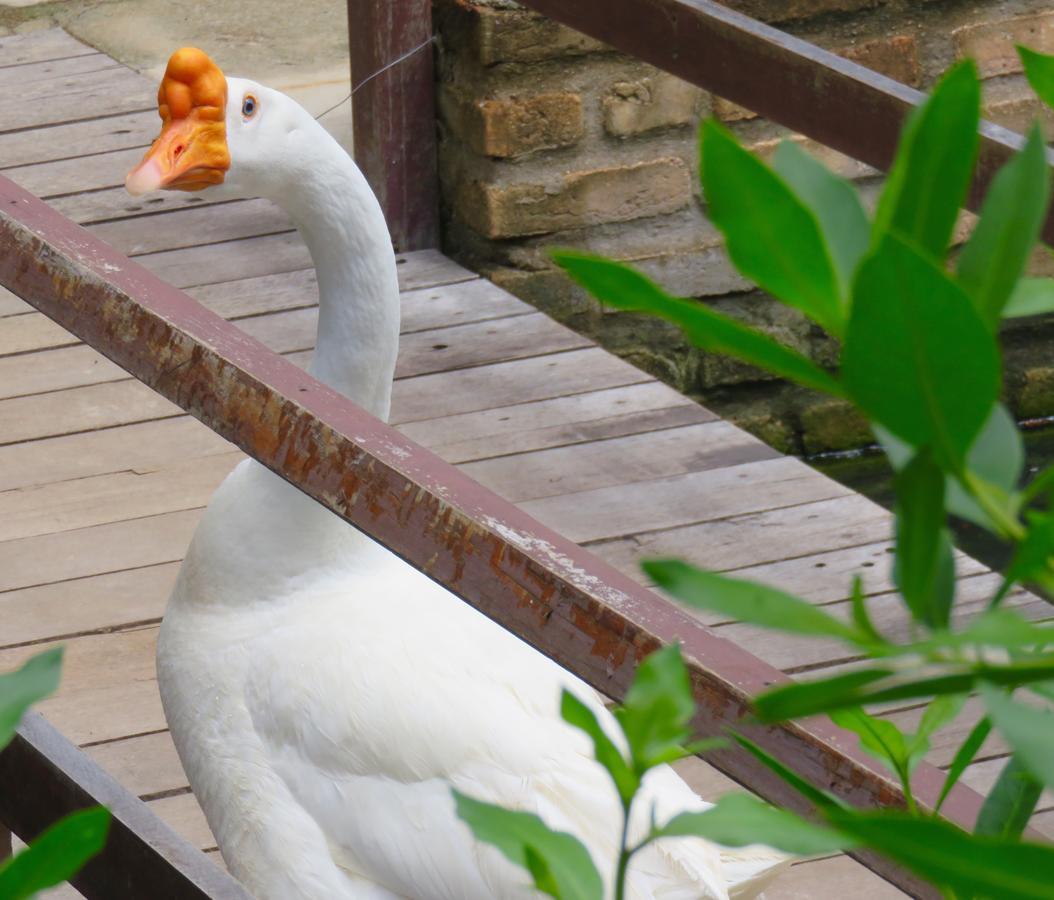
840 35 921 87
982 77 1054 136
602 73 705 137
953 12 1054 78
441 90 583 157
466 4 608 65
458 158 692 238
712 97 757 123
723 0 878 24
748 134 877 181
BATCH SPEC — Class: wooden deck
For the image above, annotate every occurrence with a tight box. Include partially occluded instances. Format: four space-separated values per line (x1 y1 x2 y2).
2 29 1050 898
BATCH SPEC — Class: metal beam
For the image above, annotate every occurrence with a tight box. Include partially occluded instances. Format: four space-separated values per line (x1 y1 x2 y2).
515 0 1054 244
0 714 251 900
348 0 439 251
0 175 986 895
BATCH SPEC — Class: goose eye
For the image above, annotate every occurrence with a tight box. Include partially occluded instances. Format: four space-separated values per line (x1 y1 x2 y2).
242 95 258 118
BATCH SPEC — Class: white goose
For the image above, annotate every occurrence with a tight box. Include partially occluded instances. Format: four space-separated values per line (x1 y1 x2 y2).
125 48 787 900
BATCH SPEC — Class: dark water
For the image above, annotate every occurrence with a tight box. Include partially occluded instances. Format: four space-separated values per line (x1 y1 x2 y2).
811 426 1054 575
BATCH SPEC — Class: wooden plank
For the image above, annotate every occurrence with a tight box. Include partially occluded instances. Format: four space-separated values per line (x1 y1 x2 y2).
0 378 181 445
0 417 230 493
0 307 575 404
765 855 906 899
461 420 778 503
0 285 30 316
135 231 307 288
0 65 153 132
87 731 188 800
0 110 156 170
5 145 147 198
0 344 126 400
0 628 163 745
0 65 152 133
0 452 240 542
394 248 477 291
0 270 504 363
0 29 96 68
0 309 78 355
0 563 179 649
0 346 642 445
48 186 217 225
0 53 120 89
0 509 199 594
518 456 854 544
711 573 1041 672
958 756 1054 812
399 381 713 463
389 347 650 425
148 793 216 853
590 493 893 581
86 199 293 255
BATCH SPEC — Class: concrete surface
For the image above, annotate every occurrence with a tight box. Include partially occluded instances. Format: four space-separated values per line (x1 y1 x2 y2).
0 0 354 149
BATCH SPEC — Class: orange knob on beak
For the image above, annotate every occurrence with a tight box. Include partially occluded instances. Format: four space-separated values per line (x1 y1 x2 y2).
126 47 230 196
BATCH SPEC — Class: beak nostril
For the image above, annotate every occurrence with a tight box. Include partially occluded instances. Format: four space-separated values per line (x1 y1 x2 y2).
174 144 185 157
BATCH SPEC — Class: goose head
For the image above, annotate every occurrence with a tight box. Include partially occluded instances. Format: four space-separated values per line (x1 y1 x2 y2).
125 47 318 203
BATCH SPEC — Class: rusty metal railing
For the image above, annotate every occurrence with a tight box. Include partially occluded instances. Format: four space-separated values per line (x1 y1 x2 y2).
1 164 982 899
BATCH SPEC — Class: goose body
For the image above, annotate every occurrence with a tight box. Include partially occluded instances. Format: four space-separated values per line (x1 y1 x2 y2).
128 49 787 899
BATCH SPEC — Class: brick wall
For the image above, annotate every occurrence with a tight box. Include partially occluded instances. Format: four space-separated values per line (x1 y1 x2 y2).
434 0 1054 454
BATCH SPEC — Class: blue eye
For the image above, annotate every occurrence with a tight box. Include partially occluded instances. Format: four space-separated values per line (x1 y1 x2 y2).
242 95 258 118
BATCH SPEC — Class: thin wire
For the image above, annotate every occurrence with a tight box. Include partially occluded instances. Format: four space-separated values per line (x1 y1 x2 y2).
315 35 436 121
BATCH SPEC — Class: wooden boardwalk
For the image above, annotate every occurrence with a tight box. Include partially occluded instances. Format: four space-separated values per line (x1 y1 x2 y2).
2 28 1050 897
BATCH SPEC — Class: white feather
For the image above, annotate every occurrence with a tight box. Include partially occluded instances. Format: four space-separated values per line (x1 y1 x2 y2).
152 73 789 899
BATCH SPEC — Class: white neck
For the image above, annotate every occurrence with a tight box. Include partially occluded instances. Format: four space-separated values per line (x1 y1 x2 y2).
279 131 401 420
176 122 403 603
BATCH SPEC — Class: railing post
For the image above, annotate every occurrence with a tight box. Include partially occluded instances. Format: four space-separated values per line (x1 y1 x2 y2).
348 0 440 252
0 820 11 863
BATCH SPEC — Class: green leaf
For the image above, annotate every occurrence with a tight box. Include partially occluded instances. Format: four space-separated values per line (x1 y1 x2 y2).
873 60 981 259
937 716 992 812
823 808 1054 900
1006 510 1054 591
957 125 1051 328
0 807 109 900
772 140 870 298
553 252 843 397
453 791 602 900
946 404 1025 528
872 611 1054 659
0 647 63 751
644 559 863 642
1020 44 1054 109
655 793 853 856
982 686 1054 790
729 732 845 812
843 233 1000 471
829 708 907 775
616 644 696 772
700 120 845 336
893 449 955 627
906 694 965 772
849 576 884 645
876 405 1025 529
755 658 1054 721
975 755 1044 840
560 691 638 805
1005 278 1054 318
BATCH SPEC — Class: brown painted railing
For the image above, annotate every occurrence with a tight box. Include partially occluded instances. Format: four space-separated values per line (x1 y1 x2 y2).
6 0 1045 895
2 159 979 900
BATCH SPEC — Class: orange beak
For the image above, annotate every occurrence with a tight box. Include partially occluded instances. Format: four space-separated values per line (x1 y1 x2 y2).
126 48 230 196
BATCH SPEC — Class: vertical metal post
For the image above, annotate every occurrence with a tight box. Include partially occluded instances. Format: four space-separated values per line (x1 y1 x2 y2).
348 0 440 251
